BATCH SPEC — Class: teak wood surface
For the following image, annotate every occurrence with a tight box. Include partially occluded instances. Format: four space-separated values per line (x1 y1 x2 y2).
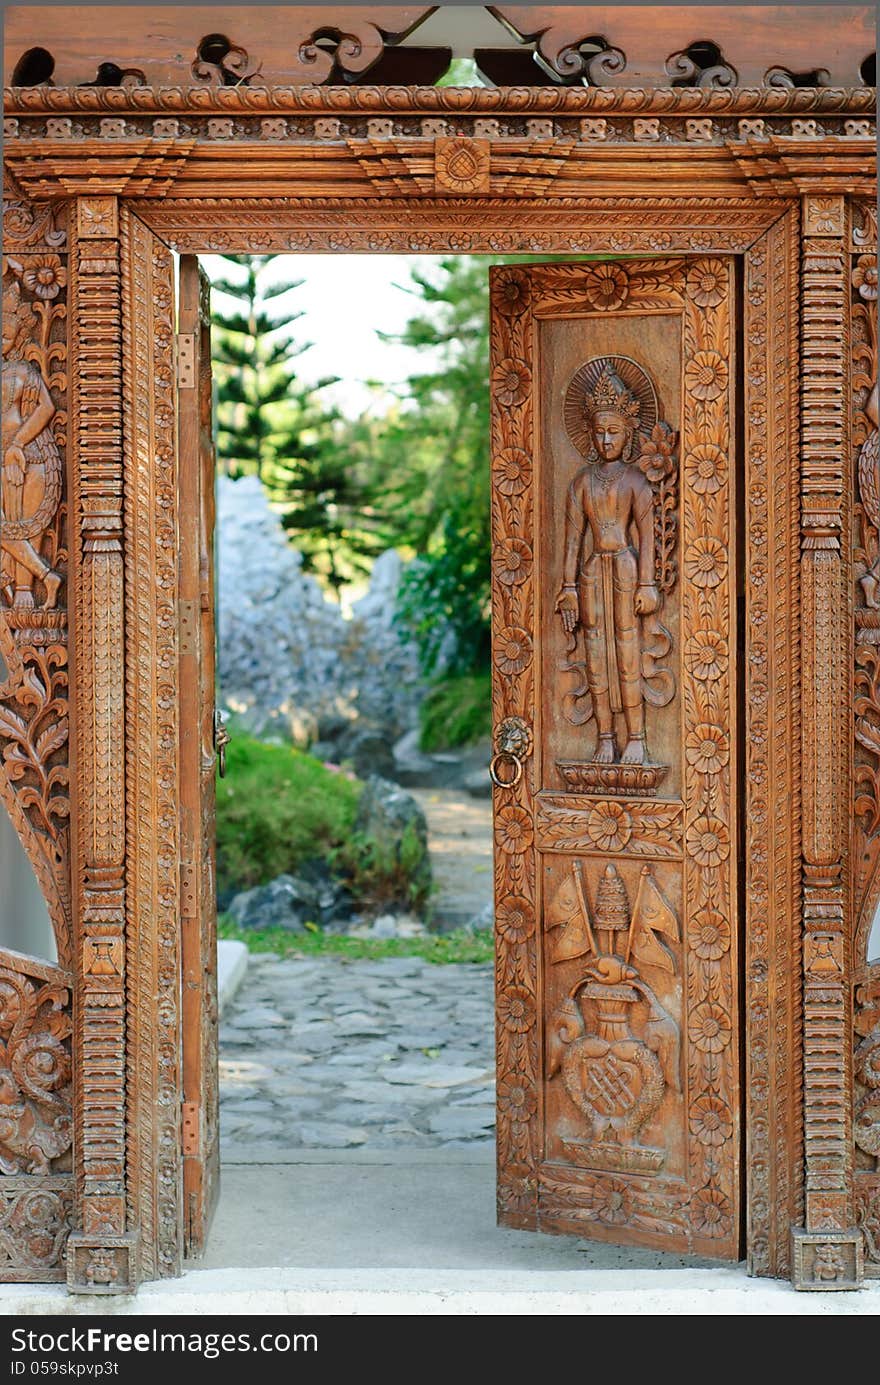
0 5 877 1294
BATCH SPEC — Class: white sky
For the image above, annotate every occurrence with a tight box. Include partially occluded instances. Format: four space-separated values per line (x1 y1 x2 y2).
200 254 449 417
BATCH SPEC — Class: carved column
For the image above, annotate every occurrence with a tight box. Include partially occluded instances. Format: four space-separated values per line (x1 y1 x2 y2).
793 193 862 1289
65 195 138 1294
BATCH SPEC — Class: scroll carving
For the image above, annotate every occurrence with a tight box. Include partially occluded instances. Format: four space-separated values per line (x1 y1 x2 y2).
0 958 72 1175
0 950 72 1280
0 190 71 968
120 208 183 1281
852 210 880 1275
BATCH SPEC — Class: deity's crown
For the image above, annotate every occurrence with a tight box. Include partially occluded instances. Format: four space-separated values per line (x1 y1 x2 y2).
585 365 641 425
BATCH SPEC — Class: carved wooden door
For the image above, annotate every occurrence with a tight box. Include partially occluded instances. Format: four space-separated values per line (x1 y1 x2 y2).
178 254 220 1256
490 258 742 1257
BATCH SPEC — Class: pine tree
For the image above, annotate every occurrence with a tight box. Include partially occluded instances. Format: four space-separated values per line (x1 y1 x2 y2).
211 253 327 483
375 255 494 676
211 254 391 599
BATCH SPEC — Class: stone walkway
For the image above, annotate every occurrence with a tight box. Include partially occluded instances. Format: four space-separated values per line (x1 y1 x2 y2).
220 953 495 1153
410 786 494 929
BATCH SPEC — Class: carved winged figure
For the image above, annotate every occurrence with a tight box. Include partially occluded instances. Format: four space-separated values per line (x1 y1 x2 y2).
0 966 72 1175
1 277 63 613
556 358 677 764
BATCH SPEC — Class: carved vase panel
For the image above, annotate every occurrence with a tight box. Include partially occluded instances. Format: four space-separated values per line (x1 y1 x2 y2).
491 257 740 1258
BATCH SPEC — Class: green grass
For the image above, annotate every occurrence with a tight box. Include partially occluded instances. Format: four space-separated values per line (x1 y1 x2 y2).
419 671 492 751
216 732 361 898
218 915 494 965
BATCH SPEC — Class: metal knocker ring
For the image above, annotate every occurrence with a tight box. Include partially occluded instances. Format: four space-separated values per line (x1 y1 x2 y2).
489 751 523 789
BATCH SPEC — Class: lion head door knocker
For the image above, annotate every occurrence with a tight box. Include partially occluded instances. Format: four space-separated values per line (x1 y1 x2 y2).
555 357 678 796
546 861 681 1174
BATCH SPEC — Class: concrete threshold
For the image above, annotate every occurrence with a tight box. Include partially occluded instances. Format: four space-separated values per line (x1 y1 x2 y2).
2 1267 877 1316
1 1158 877 1315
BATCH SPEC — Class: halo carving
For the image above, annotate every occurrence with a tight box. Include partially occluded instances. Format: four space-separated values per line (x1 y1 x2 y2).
564 355 659 459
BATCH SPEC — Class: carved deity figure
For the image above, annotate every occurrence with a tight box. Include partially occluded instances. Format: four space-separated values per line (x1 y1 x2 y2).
1 278 62 612
556 361 674 767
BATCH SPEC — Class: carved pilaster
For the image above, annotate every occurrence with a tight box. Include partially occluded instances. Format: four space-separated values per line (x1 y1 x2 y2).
794 193 859 1289
66 194 137 1293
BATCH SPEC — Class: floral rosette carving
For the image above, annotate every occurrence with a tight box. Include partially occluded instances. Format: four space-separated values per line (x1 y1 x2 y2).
681 255 737 1250
489 265 539 1224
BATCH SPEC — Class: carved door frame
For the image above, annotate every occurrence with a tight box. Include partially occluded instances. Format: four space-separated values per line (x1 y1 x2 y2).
1 81 875 1292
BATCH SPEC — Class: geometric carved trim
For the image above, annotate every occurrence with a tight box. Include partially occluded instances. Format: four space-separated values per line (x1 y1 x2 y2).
796 190 857 1260
69 194 131 1286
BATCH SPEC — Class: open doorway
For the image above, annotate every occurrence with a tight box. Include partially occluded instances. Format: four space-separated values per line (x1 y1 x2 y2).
178 247 746 1273
190 251 506 1268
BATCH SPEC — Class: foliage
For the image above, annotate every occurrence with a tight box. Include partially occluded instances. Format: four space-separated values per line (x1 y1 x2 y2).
334 821 432 916
211 254 382 596
215 732 360 898
419 672 493 751
366 255 495 677
218 915 494 965
216 731 431 914
211 253 331 482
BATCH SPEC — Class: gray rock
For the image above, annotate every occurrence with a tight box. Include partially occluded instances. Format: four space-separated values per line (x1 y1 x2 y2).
382 1062 493 1088
217 476 425 742
228 874 320 932
224 1006 287 1029
336 725 396 780
465 901 495 934
463 766 492 798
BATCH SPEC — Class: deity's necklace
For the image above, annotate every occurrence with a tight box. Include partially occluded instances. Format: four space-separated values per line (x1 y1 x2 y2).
593 459 626 494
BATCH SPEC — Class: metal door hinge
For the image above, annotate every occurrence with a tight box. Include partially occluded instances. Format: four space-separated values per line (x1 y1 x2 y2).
180 860 197 919
182 1101 199 1155
177 332 196 388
